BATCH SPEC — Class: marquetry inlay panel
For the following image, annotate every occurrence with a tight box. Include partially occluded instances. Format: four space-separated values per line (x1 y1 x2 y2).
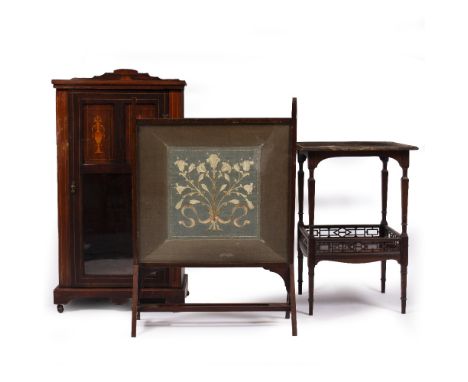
83 105 115 163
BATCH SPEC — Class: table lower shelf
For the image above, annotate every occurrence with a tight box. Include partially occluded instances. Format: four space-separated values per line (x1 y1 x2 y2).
298 224 402 262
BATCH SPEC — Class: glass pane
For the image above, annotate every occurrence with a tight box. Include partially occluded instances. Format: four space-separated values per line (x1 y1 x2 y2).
82 173 132 275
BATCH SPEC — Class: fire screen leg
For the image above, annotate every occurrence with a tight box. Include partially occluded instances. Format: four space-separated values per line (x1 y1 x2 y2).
131 265 139 337
289 264 298 336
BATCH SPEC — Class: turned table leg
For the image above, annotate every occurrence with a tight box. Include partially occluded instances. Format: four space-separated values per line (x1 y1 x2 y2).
297 153 306 295
401 262 408 314
400 157 409 314
380 156 389 293
381 261 387 294
289 264 298 336
298 253 304 295
308 259 315 316
307 155 317 316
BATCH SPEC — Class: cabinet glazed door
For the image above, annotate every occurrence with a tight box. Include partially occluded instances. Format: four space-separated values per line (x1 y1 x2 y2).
72 93 168 286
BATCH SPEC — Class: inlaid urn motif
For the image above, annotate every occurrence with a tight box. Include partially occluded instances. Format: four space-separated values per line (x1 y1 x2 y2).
92 115 105 154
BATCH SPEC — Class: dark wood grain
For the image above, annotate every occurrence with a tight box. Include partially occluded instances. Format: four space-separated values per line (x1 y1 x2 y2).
83 104 116 163
400 163 409 314
53 275 188 305
131 100 298 336
169 91 184 118
138 303 290 312
380 156 389 293
297 154 306 295
56 90 72 287
125 103 159 163
296 141 417 315
53 70 187 312
307 154 317 315
297 141 418 152
52 69 186 90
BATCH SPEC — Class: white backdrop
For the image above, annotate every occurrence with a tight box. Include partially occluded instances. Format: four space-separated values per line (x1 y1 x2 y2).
1 0 466 381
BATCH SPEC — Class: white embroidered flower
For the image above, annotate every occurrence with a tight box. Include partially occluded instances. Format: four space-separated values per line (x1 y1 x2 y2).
241 159 254 172
221 162 232 173
196 162 207 173
174 152 257 232
174 159 187 172
206 154 221 169
243 183 254 194
175 184 188 194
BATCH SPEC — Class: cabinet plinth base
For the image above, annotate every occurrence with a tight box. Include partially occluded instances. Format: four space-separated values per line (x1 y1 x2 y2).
54 274 188 311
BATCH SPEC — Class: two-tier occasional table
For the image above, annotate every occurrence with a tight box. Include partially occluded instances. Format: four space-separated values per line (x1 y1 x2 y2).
296 142 418 315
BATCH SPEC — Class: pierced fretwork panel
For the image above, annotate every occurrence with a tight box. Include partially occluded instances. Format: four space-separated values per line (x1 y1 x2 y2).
316 241 400 254
302 225 401 255
313 226 381 238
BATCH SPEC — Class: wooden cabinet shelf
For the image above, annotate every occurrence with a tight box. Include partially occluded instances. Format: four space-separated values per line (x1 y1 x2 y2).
80 163 132 174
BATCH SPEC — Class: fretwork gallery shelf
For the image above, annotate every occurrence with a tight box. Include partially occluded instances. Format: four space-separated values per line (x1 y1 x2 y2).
296 141 418 315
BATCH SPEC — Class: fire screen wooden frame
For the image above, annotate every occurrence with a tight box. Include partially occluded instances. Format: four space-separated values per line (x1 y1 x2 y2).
131 99 297 336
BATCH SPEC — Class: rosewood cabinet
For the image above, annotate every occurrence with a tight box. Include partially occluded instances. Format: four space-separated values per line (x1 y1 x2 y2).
52 69 188 312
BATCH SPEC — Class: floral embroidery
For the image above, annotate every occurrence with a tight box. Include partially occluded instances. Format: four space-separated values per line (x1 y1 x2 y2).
171 151 258 232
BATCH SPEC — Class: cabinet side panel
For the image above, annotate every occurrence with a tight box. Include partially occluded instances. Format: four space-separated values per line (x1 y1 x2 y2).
56 90 72 286
169 91 184 118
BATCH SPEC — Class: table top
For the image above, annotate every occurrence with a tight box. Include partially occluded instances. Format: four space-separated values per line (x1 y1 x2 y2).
297 141 418 153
